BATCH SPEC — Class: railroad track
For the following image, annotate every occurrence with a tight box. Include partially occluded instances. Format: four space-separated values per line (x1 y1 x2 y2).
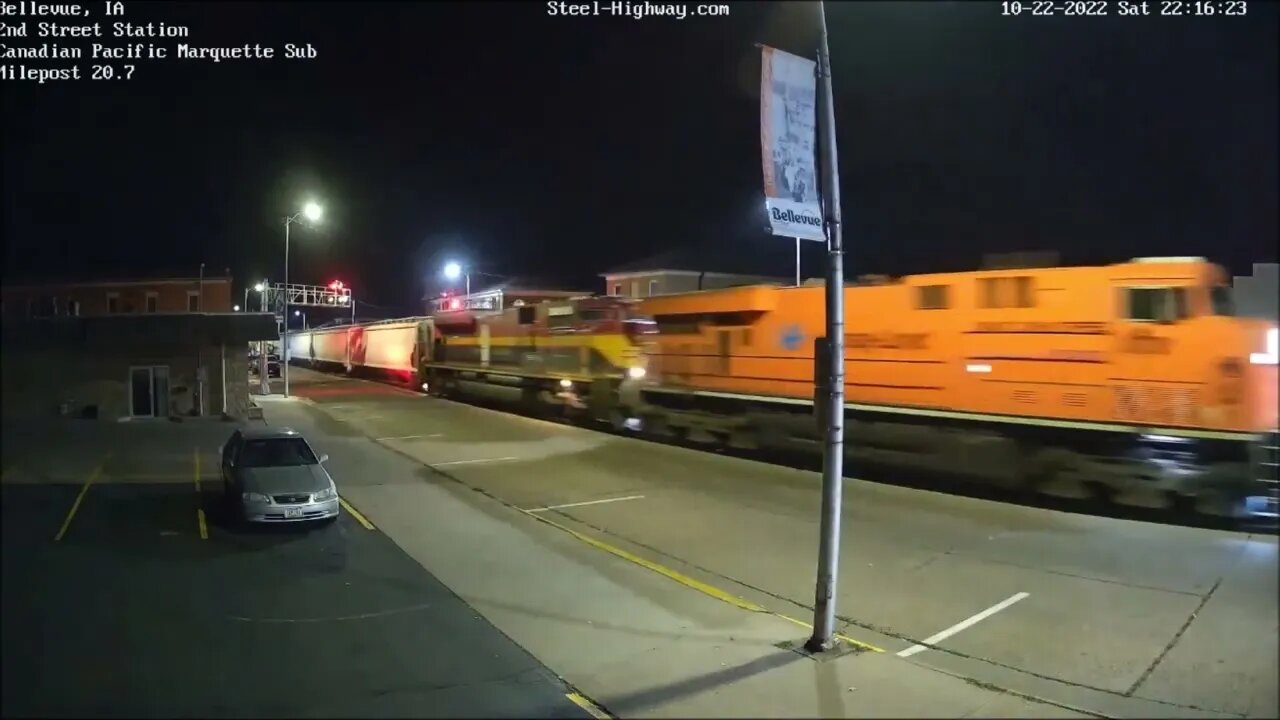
295 364 1277 534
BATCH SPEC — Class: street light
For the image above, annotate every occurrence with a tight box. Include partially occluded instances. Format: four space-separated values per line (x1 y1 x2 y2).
442 261 469 298
294 309 306 329
234 304 241 312
244 281 267 313
283 202 323 398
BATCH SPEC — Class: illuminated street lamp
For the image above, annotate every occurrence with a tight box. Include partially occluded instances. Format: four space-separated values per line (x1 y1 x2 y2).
283 202 323 397
233 304 241 312
442 261 469 298
244 280 268 313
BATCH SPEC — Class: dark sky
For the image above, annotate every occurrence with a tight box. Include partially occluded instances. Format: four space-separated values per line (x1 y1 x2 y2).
3 1 1276 314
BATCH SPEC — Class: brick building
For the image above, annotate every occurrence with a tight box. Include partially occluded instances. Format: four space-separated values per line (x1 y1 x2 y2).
1 273 234 320
1 273 274 422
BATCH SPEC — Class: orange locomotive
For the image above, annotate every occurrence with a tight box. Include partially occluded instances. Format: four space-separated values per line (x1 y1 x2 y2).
424 295 652 419
622 257 1279 518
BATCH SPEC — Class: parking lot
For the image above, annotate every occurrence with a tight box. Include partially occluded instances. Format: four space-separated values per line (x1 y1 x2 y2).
0 418 597 718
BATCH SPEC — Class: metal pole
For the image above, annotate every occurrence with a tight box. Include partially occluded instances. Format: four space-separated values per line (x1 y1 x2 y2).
351 296 356 324
283 218 291 398
243 288 248 312
807 0 846 654
220 343 227 414
465 273 471 302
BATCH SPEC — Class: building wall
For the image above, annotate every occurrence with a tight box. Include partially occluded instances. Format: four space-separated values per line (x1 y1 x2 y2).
1233 263 1279 321
603 271 785 298
1 278 234 320
2 341 252 421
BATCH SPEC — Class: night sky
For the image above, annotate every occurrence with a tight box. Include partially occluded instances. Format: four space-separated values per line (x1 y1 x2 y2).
2 1 1276 315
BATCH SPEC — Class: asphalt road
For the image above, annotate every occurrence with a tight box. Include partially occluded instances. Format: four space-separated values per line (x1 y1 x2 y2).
283 367 1279 719
0 419 597 719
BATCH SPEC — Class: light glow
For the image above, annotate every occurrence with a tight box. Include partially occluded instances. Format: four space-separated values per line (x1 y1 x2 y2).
965 363 993 373
443 262 462 281
559 378 573 388
1250 328 1278 365
627 366 646 379
303 202 323 222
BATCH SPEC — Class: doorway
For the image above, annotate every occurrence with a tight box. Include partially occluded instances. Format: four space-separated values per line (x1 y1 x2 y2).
129 365 170 417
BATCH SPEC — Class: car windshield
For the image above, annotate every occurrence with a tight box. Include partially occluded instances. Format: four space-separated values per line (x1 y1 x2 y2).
238 438 318 468
1210 286 1235 316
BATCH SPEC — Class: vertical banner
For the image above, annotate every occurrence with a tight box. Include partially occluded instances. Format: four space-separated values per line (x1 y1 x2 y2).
761 45 825 242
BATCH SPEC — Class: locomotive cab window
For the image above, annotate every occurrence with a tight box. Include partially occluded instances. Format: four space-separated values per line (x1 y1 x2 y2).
1124 287 1188 322
916 285 949 310
1210 286 1235 316
517 306 536 325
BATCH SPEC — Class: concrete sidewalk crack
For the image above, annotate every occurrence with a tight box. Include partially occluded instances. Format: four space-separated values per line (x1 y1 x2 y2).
1124 576 1222 698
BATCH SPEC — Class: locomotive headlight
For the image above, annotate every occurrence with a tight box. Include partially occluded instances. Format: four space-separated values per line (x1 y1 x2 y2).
1250 328 1278 365
559 378 573 389
627 366 646 379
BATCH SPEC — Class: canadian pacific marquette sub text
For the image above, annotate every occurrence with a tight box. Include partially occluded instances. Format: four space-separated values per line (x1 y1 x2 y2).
1 42 309 61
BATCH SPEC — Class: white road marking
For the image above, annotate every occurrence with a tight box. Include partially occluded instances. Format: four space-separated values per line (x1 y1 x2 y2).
525 495 646 513
434 456 521 467
376 434 443 441
897 592 1029 658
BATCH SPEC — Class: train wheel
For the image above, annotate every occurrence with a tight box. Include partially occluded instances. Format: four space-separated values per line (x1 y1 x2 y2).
1023 447 1090 500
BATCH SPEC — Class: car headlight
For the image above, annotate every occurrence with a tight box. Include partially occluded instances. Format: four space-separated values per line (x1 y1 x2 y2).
313 486 335 501
242 492 272 503
627 366 646 379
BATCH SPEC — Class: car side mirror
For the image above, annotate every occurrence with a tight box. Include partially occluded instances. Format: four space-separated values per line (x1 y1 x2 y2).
318 454 329 464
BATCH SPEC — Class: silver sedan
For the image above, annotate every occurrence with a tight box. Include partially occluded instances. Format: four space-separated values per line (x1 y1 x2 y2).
220 426 340 524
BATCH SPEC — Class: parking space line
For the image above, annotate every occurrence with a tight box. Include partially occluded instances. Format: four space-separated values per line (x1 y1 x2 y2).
376 434 443 441
53 453 111 542
525 495 645 513
339 496 376 530
897 591 1029 658
434 456 520 467
566 691 613 719
193 448 209 540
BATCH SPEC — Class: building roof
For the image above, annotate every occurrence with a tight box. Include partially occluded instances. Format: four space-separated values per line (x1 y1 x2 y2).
1 312 279 344
603 235 821 278
2 270 233 290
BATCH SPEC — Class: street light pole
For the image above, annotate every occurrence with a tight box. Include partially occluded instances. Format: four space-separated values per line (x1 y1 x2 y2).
283 217 291 397
807 0 847 654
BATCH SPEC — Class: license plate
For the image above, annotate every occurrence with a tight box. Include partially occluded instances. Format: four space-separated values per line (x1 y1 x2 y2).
284 507 303 519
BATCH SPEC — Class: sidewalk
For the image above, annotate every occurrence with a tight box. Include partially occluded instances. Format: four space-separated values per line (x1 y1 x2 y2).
260 400 1102 719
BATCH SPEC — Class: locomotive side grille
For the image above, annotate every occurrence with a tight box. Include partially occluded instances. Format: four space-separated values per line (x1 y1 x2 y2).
1062 392 1088 407
1012 390 1038 404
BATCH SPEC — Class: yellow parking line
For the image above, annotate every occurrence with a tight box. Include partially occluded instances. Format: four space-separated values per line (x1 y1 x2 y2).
197 508 209 540
339 496 375 530
566 692 612 719
54 453 111 542
772 612 885 653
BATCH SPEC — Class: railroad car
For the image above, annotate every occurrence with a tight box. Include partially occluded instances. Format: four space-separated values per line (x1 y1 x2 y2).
289 295 655 419
621 257 1279 518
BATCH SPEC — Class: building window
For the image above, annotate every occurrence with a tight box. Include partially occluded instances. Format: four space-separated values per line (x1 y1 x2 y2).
187 291 200 312
916 285 949 310
145 292 159 313
612 284 622 297
107 292 120 314
66 298 80 317
648 280 659 297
